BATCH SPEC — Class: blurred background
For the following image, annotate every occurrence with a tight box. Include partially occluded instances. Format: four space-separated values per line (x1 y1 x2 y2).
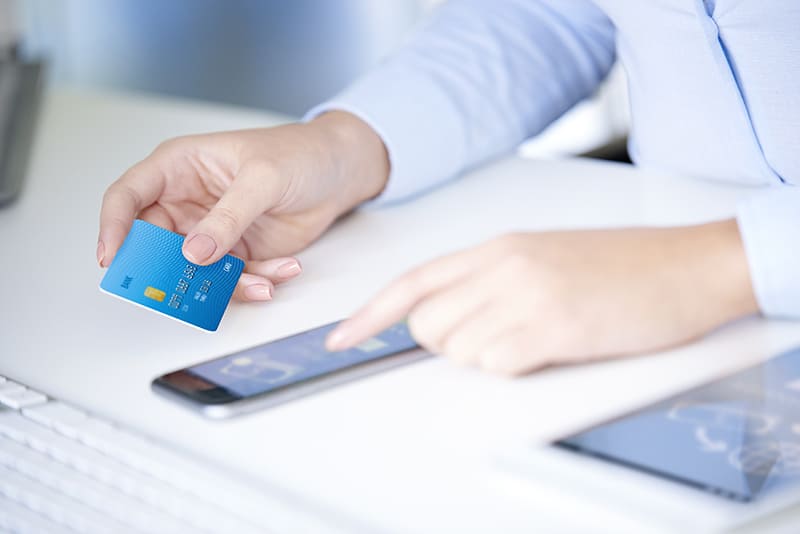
6 0 629 158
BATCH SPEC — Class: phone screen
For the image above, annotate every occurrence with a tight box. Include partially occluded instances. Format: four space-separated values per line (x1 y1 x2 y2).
157 321 419 404
555 346 800 502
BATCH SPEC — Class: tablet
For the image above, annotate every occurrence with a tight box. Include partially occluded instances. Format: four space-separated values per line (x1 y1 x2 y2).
496 346 800 530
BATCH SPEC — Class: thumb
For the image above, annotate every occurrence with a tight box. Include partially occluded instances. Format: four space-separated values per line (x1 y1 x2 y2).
182 164 283 265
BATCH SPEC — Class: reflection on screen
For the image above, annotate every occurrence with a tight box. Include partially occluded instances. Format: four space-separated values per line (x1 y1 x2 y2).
557 347 800 502
187 322 418 397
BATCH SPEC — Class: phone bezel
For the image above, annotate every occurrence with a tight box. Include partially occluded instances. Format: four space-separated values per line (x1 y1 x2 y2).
153 370 243 405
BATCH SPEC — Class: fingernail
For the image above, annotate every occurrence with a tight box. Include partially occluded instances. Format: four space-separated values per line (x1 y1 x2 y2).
277 260 302 278
97 241 106 267
326 327 350 351
183 234 217 264
245 284 272 301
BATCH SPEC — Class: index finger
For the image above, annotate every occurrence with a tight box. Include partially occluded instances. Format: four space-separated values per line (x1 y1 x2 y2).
325 247 483 351
98 156 167 267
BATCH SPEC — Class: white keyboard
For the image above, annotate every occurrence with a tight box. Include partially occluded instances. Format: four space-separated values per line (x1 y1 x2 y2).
0 374 326 533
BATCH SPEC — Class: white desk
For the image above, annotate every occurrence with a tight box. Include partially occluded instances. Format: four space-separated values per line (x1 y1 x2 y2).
2 89 800 533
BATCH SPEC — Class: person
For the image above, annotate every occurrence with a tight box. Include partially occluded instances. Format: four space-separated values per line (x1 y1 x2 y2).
97 0 799 376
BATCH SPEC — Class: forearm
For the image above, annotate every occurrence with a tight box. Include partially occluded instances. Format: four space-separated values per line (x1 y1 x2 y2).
306 0 617 205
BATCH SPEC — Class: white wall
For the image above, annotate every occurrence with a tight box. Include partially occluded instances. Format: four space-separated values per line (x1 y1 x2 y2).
16 0 629 156
19 0 424 116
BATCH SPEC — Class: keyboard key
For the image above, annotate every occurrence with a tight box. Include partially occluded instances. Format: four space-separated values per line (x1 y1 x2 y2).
0 411 263 533
0 493 64 534
72 420 248 504
68 422 265 530
0 377 306 532
0 380 25 394
0 410 37 442
0 464 132 534
0 435 185 533
23 401 89 436
0 388 47 409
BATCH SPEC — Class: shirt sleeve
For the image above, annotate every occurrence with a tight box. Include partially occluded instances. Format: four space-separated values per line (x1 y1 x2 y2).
305 0 616 204
737 186 800 318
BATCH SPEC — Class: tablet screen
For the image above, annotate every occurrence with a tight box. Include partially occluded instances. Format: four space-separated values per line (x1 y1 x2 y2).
556 347 800 502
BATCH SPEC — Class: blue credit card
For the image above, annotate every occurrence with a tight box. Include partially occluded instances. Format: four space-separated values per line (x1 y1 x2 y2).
100 220 244 331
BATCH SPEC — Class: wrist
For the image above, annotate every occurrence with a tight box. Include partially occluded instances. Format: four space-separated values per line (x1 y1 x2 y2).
682 219 759 326
307 110 390 212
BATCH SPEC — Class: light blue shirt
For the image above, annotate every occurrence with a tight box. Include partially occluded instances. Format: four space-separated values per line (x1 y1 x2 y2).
308 0 800 318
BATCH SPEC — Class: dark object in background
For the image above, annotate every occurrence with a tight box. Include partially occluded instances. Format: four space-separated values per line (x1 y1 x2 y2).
582 135 632 164
0 58 43 206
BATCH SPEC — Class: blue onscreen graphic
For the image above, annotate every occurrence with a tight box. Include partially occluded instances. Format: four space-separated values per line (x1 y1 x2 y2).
558 347 800 501
188 322 418 397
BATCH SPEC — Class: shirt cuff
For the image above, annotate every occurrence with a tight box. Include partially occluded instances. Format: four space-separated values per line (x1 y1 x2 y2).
736 186 800 318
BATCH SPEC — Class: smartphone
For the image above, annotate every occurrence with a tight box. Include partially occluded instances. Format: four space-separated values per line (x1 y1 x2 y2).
152 321 426 418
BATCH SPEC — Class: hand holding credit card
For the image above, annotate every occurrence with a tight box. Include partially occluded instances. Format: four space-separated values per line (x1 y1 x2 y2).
100 220 245 331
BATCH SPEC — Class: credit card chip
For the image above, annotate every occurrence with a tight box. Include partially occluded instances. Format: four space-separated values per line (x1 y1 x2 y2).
144 286 166 302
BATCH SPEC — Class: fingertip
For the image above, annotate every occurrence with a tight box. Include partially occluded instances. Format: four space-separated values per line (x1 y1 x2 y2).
182 233 218 265
327 300 404 352
244 284 273 301
325 325 351 351
234 274 274 302
276 258 302 279
99 172 163 266
96 240 106 268
244 257 303 284
97 228 127 268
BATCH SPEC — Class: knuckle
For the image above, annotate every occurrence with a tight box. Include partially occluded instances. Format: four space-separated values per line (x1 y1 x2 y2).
210 205 242 234
153 136 187 154
104 181 143 211
102 178 125 199
101 184 116 205
406 263 440 291
484 234 538 275
121 183 143 207
391 271 423 298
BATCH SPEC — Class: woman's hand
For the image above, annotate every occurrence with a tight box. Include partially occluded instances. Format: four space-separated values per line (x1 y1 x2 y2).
98 111 389 301
327 221 759 375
